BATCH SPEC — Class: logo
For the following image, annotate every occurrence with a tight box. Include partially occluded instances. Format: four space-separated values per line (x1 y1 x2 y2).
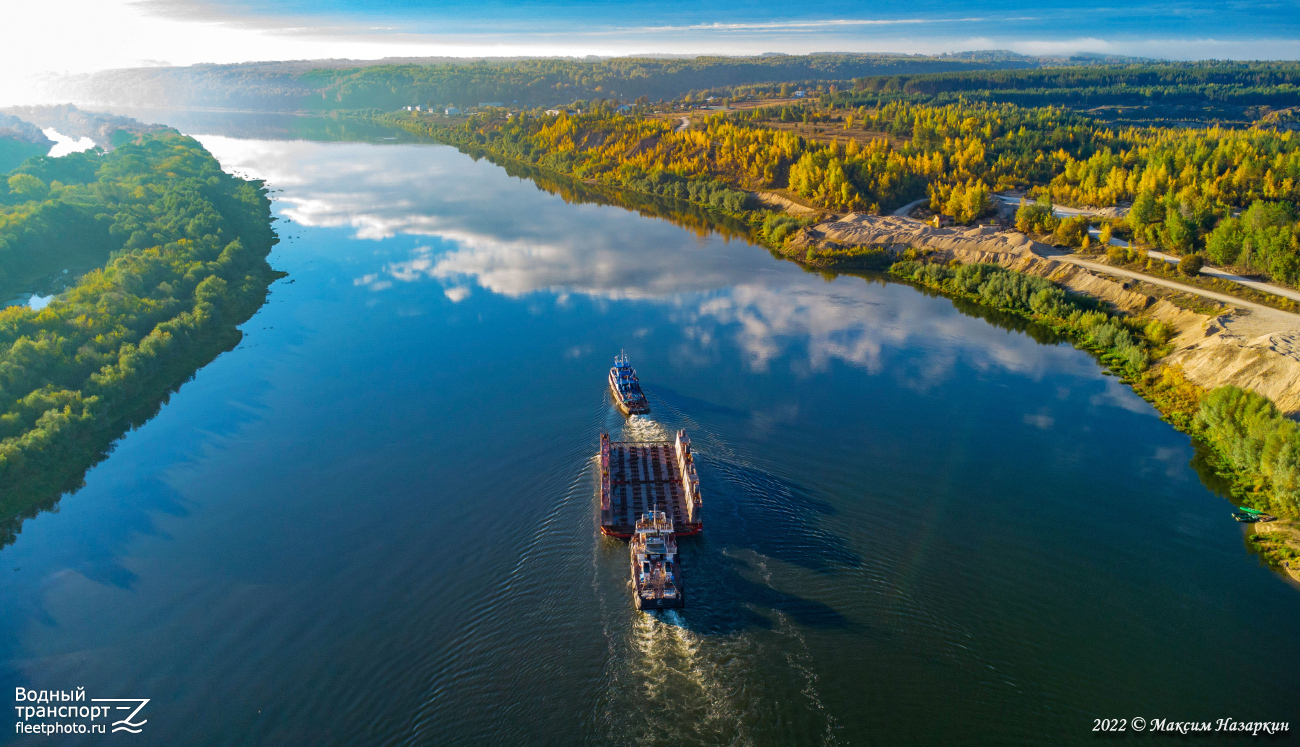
90 698 150 734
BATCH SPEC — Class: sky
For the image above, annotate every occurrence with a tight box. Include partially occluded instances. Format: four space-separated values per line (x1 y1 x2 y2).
5 0 1300 104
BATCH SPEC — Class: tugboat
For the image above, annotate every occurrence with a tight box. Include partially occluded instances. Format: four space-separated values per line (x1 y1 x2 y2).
630 510 684 610
609 351 650 415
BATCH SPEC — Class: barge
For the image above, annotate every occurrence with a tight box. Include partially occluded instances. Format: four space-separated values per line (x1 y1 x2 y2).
630 510 685 610
609 352 650 415
599 430 702 538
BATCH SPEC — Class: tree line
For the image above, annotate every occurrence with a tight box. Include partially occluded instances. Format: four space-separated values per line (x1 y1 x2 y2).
0 132 278 545
382 96 1300 284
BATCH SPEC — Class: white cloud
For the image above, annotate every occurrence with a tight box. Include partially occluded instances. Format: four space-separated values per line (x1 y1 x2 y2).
196 136 1140 387
1023 411 1056 429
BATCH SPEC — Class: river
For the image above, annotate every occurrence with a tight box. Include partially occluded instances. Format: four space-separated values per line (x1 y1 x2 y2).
2 117 1297 745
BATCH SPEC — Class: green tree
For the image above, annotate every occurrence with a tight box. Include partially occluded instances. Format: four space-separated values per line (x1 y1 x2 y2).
6 174 46 201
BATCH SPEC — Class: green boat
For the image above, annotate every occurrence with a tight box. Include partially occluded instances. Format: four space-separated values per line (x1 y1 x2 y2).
1232 508 1277 523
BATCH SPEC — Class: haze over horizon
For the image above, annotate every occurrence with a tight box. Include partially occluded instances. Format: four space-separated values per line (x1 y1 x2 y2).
4 0 1300 105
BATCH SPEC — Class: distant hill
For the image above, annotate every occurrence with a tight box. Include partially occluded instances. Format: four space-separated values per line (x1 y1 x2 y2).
0 114 53 173
0 104 170 150
46 52 1290 124
48 53 1047 112
836 61 1300 124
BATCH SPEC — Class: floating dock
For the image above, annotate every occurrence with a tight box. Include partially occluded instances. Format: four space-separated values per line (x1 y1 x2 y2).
599 430 702 538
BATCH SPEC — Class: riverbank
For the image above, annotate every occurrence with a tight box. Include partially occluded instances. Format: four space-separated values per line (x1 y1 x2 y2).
0 132 280 547
883 255 1300 576
779 213 1300 575
371 110 1300 579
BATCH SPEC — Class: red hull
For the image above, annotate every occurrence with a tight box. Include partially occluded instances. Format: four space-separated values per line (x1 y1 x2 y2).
601 523 702 539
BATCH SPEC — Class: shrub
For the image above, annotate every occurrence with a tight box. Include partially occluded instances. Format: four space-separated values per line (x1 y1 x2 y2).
1179 254 1204 276
1144 320 1173 345
1053 216 1090 247
1015 196 1059 235
761 213 811 244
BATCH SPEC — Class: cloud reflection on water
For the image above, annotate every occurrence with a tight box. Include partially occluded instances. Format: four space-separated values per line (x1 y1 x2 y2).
198 136 1150 408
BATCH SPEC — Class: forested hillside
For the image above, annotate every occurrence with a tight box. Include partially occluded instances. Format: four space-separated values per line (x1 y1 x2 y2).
0 132 279 544
55 54 1038 111
842 63 1300 116
0 114 53 174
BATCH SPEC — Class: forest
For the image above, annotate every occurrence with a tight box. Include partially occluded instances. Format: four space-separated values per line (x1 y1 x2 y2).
0 132 278 545
383 95 1300 283
841 62 1300 115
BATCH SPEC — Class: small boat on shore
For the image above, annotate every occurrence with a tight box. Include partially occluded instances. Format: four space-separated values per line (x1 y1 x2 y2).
630 510 684 610
1233 507 1277 523
609 351 650 415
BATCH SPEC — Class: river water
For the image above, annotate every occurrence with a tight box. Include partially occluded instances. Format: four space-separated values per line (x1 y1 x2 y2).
2 120 1298 745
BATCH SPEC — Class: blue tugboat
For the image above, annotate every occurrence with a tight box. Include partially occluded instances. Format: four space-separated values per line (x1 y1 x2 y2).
609 351 650 415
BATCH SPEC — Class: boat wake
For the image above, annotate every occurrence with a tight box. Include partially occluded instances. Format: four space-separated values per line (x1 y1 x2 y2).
620 415 671 444
617 612 757 746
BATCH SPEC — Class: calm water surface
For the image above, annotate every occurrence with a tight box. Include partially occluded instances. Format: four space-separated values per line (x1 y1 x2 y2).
2 128 1298 746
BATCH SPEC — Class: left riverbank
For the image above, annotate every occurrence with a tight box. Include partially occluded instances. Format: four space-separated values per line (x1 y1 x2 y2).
0 130 280 546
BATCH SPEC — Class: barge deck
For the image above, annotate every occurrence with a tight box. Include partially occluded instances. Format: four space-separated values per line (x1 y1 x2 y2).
599 430 702 538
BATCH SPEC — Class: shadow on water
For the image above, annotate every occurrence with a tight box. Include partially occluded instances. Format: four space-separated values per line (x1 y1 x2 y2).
113 109 435 144
699 546 853 633
458 148 756 243
647 385 750 421
0 334 234 551
1187 439 1238 500
614 531 854 639
703 457 861 575
0 264 284 552
622 389 865 634
677 454 861 636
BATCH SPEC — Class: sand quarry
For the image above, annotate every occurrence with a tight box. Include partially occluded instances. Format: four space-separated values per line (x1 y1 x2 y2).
793 213 1300 415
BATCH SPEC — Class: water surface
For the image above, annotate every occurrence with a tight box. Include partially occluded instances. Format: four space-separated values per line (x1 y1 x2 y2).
2 129 1297 746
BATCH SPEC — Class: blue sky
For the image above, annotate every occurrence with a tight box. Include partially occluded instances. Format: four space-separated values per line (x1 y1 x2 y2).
134 0 1300 57
4 0 1300 104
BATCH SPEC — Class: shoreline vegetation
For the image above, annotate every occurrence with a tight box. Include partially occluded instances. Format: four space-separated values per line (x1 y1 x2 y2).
373 99 1300 579
0 131 279 547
